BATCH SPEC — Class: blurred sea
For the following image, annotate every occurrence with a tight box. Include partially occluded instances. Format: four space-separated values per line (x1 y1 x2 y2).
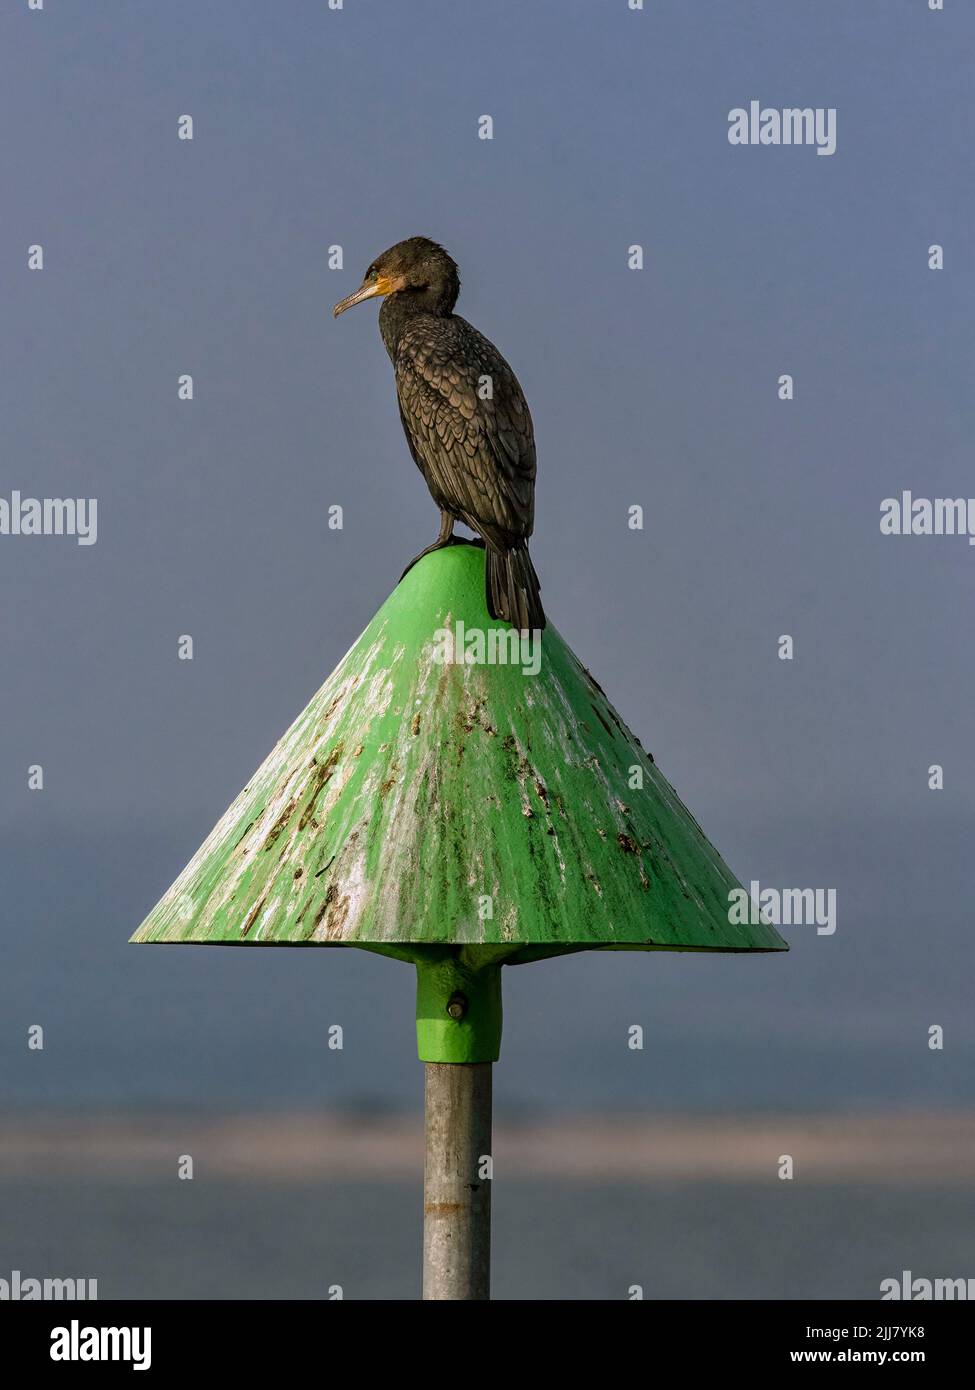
5 1178 974 1301
1 1112 972 1300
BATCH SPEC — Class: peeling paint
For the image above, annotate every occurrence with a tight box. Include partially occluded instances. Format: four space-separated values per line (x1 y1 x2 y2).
131 545 787 955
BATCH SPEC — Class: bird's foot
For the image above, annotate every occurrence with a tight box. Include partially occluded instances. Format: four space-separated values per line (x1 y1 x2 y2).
399 535 482 582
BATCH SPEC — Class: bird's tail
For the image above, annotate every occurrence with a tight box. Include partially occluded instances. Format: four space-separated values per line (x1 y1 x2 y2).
485 543 546 632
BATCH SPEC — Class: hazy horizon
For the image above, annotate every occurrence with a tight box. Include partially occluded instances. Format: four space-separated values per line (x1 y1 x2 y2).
2 1 973 1117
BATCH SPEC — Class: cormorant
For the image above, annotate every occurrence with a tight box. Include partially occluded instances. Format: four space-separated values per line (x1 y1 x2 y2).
333 236 545 631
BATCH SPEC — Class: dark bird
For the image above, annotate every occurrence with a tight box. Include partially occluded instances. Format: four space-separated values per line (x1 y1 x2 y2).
333 237 545 630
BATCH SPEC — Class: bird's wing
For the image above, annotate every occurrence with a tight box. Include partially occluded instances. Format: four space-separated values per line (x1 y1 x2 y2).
394 315 536 545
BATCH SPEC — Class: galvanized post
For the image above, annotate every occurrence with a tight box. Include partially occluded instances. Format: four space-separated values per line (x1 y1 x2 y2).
415 949 501 1300
422 1061 492 1300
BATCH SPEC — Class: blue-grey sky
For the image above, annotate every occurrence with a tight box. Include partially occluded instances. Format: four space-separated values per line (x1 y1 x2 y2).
1 0 972 1112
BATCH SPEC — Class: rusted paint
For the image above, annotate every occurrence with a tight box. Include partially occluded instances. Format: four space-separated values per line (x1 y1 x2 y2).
131 544 787 956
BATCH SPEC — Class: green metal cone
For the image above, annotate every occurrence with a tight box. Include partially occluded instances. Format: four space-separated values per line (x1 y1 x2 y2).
131 543 786 960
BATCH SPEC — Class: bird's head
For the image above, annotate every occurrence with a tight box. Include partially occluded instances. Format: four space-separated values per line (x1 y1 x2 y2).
333 237 460 319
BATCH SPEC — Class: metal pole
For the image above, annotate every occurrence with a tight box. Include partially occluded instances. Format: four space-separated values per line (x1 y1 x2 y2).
422 1060 493 1300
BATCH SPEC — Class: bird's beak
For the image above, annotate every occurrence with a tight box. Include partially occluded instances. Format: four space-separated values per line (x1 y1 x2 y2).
332 275 401 318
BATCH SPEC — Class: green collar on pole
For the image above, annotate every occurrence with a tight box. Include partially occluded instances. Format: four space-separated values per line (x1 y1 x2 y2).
414 949 503 1063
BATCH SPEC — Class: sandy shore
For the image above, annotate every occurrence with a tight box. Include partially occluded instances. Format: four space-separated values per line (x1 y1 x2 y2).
1 1110 972 1185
